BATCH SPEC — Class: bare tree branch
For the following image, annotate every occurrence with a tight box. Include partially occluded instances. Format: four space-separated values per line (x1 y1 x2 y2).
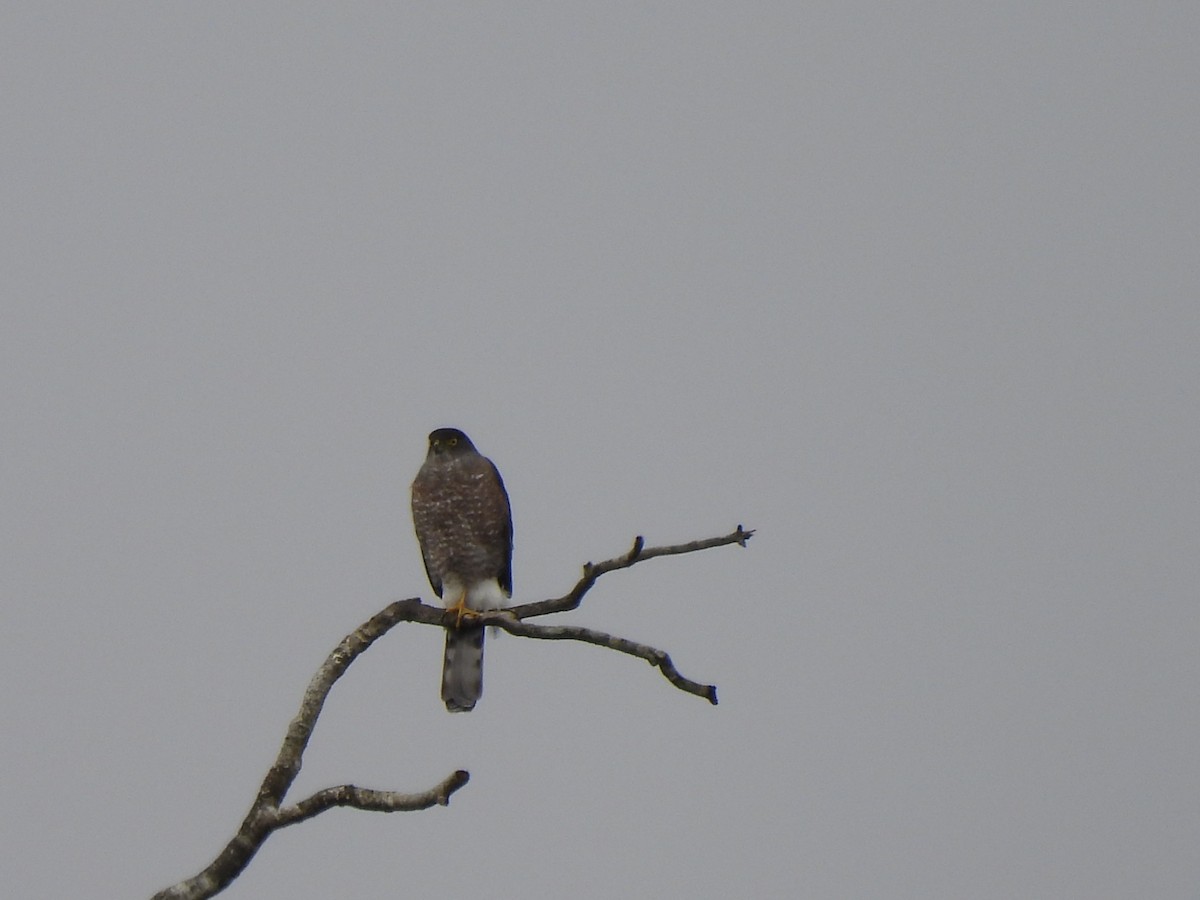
508 524 754 620
152 525 751 899
272 772 471 828
151 601 469 900
480 615 720 703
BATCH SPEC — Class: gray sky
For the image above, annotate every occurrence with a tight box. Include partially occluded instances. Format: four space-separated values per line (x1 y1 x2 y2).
3 4 1198 898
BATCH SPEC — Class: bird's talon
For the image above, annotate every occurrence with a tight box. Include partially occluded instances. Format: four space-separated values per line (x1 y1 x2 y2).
447 595 481 628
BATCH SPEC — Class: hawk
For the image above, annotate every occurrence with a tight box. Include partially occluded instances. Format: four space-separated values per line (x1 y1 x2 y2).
411 428 513 712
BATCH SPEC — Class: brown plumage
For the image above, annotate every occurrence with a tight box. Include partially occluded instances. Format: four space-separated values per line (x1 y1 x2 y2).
411 428 512 712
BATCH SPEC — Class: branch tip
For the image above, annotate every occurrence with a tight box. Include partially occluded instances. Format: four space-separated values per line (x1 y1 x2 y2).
440 770 470 805
626 535 644 562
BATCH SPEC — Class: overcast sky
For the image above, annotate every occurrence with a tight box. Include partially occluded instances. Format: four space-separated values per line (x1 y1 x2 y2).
2 4 1198 898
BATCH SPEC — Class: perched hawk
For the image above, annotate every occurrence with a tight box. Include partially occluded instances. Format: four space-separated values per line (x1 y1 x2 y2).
411 428 513 712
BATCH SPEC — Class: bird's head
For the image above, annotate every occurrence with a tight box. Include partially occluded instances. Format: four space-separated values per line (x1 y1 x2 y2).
427 427 476 459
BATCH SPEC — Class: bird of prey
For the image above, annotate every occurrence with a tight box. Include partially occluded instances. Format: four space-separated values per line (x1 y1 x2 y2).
411 428 513 712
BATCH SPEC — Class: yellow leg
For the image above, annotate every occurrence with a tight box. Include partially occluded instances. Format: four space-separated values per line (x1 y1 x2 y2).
446 592 481 627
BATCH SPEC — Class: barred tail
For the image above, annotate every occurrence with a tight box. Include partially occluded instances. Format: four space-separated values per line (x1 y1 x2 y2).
441 625 485 712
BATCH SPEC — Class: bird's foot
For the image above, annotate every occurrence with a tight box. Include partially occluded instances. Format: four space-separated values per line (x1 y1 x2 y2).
447 595 481 628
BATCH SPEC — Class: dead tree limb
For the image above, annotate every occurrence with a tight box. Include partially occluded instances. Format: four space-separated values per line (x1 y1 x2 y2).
151 599 469 900
480 615 720 703
508 524 754 620
151 525 752 900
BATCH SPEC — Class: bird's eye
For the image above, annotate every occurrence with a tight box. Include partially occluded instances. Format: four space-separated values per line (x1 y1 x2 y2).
448 437 458 446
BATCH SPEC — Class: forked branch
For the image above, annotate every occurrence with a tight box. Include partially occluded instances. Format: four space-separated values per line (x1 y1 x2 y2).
151 525 752 900
151 599 469 900
508 524 754 620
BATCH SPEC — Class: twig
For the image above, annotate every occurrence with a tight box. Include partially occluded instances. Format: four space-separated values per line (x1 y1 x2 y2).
509 524 754 620
273 772 470 828
481 615 719 704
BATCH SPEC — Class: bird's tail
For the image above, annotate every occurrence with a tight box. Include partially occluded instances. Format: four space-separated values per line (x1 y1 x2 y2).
441 625 485 712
